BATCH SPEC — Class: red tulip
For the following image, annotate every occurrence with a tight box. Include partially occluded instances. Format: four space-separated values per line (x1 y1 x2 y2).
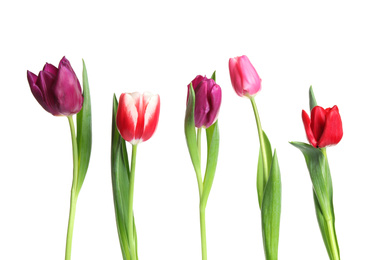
229 55 261 97
116 92 160 144
302 105 343 148
27 56 83 116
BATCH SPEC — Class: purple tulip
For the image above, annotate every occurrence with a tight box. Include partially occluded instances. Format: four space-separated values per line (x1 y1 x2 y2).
187 75 222 128
27 56 83 116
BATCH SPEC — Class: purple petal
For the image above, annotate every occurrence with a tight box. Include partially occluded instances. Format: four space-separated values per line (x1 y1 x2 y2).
43 63 58 77
205 81 221 128
194 81 210 128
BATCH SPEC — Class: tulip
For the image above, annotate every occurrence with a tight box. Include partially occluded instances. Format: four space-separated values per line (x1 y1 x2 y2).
116 92 160 144
302 105 343 148
229 55 262 97
27 56 83 116
187 75 222 128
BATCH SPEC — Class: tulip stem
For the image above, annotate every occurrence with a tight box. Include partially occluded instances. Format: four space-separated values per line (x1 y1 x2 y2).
65 116 79 260
196 128 207 260
249 97 269 202
200 205 207 260
196 128 203 197
327 220 340 260
128 144 138 260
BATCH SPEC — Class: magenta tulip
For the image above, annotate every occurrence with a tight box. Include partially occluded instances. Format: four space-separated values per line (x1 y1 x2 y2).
116 92 160 144
229 55 262 97
27 56 83 116
302 105 343 148
187 75 222 128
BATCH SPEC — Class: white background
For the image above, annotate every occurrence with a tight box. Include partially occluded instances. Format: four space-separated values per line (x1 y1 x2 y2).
1 0 389 259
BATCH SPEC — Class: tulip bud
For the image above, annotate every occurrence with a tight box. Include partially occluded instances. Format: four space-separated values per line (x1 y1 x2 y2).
229 55 262 97
187 75 221 128
116 92 160 144
302 105 343 148
27 56 83 116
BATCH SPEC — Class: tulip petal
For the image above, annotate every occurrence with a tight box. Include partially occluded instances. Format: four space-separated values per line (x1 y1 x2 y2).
117 93 138 142
194 81 210 128
36 70 61 115
310 106 326 143
142 94 160 142
317 106 343 148
54 59 83 115
229 57 244 97
239 55 261 96
43 63 58 76
302 110 317 147
205 83 221 128
27 71 50 112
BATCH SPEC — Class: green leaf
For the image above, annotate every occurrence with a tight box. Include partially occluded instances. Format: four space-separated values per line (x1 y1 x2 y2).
313 190 333 259
200 121 220 208
309 85 318 111
76 59 92 194
257 131 272 209
185 83 201 175
210 71 216 81
290 142 333 220
261 150 281 260
111 94 137 260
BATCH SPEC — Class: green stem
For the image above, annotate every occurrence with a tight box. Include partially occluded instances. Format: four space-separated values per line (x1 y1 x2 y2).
249 97 269 193
196 128 203 198
326 220 340 260
128 144 138 260
200 206 207 260
65 116 79 260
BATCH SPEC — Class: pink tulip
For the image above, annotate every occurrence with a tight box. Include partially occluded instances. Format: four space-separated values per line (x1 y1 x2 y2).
116 92 160 144
229 55 261 97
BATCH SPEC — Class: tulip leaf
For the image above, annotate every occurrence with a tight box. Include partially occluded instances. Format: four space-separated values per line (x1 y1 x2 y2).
76 59 92 194
261 150 281 260
211 71 216 81
201 120 220 208
111 94 138 260
289 141 333 220
309 85 318 111
257 131 273 209
185 83 201 175
313 190 333 259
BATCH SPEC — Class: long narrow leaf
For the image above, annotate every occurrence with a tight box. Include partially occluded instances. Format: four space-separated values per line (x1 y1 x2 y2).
257 131 272 209
309 85 317 111
185 84 201 175
200 121 219 208
290 142 332 219
76 59 92 194
111 94 138 260
261 150 281 260
313 190 333 259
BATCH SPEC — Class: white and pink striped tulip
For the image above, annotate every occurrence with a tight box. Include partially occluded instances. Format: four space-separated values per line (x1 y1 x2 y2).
116 92 160 144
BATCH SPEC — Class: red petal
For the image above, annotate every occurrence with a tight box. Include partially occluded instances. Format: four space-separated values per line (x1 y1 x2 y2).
317 105 343 148
302 110 317 147
310 106 326 143
116 93 138 142
141 94 160 142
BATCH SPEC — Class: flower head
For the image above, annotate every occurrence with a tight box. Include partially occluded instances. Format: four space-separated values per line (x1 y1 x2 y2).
229 55 261 97
187 75 221 128
27 56 83 116
302 105 343 148
116 92 160 144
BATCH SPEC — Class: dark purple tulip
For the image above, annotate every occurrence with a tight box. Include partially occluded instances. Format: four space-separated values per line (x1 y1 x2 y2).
187 75 222 128
27 56 83 116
